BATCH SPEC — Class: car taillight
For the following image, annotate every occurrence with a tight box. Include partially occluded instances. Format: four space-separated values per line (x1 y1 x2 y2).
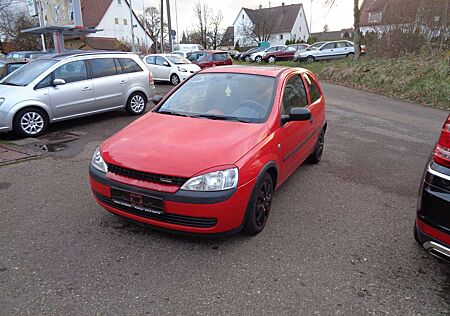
148 71 154 85
434 115 450 167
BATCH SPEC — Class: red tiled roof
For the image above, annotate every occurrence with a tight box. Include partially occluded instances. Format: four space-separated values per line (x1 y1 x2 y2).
80 0 112 29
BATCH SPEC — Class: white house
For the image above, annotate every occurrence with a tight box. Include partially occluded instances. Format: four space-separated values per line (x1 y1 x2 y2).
233 2 310 47
81 0 154 50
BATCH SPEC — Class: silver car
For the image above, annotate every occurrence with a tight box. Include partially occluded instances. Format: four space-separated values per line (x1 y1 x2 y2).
296 40 366 63
0 52 155 137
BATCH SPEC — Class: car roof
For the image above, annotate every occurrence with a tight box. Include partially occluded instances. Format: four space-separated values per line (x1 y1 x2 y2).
0 58 28 63
200 65 308 77
40 51 135 61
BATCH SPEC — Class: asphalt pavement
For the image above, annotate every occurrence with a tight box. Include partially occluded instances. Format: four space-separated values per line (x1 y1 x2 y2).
0 81 449 315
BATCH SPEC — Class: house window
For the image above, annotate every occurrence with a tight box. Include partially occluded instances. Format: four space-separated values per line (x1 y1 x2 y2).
114 18 119 24
123 18 128 25
280 34 283 40
242 14 244 19
368 11 382 23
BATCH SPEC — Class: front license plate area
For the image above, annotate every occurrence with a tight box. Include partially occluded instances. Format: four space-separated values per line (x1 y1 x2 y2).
111 188 164 214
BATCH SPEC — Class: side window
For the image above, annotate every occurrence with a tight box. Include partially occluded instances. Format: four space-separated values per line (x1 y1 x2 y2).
53 60 88 83
35 73 53 89
322 43 335 50
303 73 321 104
281 75 308 115
89 58 117 78
119 58 143 73
145 56 156 64
155 56 166 66
187 53 197 61
346 41 354 47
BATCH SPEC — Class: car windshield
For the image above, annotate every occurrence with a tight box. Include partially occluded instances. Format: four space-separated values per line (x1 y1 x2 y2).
157 73 276 123
166 55 190 64
0 59 56 86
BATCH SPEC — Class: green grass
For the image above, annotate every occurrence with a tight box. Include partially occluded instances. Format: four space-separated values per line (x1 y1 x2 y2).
235 54 450 110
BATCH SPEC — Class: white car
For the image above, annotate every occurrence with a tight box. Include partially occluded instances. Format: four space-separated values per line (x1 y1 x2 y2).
250 45 286 62
143 54 201 85
297 40 367 63
171 51 189 58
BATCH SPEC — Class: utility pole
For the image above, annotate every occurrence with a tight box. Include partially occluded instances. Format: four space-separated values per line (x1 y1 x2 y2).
309 0 313 37
166 0 173 52
160 0 164 53
175 0 179 44
36 0 46 52
129 0 136 52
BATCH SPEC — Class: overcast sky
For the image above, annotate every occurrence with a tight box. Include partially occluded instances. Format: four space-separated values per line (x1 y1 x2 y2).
136 0 356 38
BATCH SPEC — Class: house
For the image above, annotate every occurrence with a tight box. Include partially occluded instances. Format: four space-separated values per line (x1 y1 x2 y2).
360 0 449 38
79 0 154 51
311 28 353 41
218 26 235 50
233 2 309 47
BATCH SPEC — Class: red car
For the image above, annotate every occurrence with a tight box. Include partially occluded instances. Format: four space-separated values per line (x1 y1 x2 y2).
262 44 310 63
90 66 327 236
188 50 233 69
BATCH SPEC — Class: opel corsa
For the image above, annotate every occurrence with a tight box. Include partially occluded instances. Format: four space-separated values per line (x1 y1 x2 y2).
90 66 327 236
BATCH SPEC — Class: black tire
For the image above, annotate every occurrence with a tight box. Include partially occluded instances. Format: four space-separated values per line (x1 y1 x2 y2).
255 56 262 63
13 107 48 138
306 56 315 64
125 92 147 116
244 56 250 62
268 56 276 64
242 173 274 236
347 52 355 59
307 128 325 164
170 73 180 86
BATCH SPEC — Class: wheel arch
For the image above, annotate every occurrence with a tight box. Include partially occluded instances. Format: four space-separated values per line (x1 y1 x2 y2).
11 103 51 125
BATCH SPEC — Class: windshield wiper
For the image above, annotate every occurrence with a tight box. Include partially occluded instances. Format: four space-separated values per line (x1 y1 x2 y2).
192 114 253 123
157 110 190 117
0 82 20 86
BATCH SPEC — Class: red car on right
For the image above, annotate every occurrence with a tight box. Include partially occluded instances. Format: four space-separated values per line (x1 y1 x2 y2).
187 50 233 69
415 114 450 262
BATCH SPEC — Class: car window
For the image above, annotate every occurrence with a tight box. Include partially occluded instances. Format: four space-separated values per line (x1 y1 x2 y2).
89 58 117 78
336 42 347 48
303 73 321 104
197 53 208 61
166 55 190 64
286 47 296 52
35 73 53 89
157 73 276 123
187 52 198 61
146 56 156 64
155 56 167 66
8 63 24 73
1 59 57 86
54 60 88 83
212 53 228 61
267 47 276 52
345 42 354 47
282 75 308 115
119 58 143 73
322 43 335 50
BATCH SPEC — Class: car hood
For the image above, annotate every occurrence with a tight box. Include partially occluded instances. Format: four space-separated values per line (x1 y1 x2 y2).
0 84 28 101
101 112 269 178
177 63 200 72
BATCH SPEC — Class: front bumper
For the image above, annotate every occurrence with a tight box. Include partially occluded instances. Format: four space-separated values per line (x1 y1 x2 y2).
0 107 12 132
178 71 196 81
89 165 256 235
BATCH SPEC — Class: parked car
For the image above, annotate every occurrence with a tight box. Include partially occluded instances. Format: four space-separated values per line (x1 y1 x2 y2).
143 54 200 85
293 42 325 61
171 51 189 58
172 44 205 53
0 52 154 137
415 114 450 262
297 40 367 63
190 51 232 69
239 47 264 62
6 51 46 60
250 45 286 62
262 44 310 63
226 49 240 59
90 66 327 236
0 58 28 80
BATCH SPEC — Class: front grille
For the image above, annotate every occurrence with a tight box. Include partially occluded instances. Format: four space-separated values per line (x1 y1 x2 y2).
95 193 217 228
107 163 188 187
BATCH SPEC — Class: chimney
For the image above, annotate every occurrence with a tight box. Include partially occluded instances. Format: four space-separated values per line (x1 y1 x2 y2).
282 2 285 13
259 4 262 9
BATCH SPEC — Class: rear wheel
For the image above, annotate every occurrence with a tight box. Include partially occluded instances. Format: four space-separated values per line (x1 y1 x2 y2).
13 107 48 138
307 128 325 164
170 73 180 86
243 173 274 236
347 52 355 59
126 92 147 116
244 56 251 62
268 56 276 63
306 56 315 64
255 56 262 63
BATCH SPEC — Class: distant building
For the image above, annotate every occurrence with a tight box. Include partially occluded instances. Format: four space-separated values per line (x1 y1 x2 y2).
311 28 353 41
233 2 310 47
218 26 235 50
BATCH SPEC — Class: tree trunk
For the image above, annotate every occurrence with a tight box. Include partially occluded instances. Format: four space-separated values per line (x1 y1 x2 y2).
353 0 361 60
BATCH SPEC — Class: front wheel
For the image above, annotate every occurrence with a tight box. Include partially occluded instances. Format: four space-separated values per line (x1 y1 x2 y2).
13 108 48 138
170 74 180 86
307 128 325 164
306 56 315 64
244 56 251 62
255 56 262 63
126 92 147 116
243 173 274 236
347 53 355 59
268 56 276 63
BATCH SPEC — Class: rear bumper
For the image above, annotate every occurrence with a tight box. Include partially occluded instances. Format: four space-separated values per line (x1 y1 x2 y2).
89 165 256 235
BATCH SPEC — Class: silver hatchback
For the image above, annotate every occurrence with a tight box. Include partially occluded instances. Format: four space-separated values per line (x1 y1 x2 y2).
0 52 155 137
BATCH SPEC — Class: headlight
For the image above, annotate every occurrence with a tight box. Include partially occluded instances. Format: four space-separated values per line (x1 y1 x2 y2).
181 168 238 191
0 98 4 106
177 66 187 72
91 147 108 173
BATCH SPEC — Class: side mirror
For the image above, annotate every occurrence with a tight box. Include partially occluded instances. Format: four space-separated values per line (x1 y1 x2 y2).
281 107 311 124
163 61 170 67
53 78 66 86
152 95 163 105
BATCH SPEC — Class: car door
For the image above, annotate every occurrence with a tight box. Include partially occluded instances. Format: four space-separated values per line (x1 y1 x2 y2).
88 58 127 110
303 72 325 141
277 74 313 181
154 56 172 80
280 46 297 60
48 60 95 119
144 55 157 77
334 41 348 59
317 42 336 60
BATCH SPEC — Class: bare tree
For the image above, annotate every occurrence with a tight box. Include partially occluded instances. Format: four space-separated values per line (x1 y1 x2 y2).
240 9 277 43
0 9 41 51
209 10 223 49
0 0 13 11
193 2 211 48
140 6 168 51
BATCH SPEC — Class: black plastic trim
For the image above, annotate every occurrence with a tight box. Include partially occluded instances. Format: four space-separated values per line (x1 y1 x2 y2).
89 165 237 204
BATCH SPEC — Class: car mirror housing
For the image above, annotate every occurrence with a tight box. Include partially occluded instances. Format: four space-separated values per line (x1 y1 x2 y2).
152 95 163 105
282 107 311 124
163 61 170 67
53 78 66 86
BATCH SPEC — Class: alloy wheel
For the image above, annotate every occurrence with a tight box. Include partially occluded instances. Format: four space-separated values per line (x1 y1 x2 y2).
171 74 180 85
255 178 273 227
20 112 44 135
130 95 145 113
268 56 276 63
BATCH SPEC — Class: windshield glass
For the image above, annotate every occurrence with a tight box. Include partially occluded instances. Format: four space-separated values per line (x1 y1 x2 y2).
1 59 57 86
157 73 276 123
166 55 191 64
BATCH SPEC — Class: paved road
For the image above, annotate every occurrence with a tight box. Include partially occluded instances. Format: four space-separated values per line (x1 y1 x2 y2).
0 82 449 315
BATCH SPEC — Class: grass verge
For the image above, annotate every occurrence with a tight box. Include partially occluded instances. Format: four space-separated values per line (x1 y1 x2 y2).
235 53 450 110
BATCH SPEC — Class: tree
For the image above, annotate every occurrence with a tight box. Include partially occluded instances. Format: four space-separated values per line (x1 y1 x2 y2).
209 10 223 49
240 8 277 44
140 6 168 51
0 9 41 51
181 31 187 43
193 2 211 48
326 0 361 59
323 24 329 33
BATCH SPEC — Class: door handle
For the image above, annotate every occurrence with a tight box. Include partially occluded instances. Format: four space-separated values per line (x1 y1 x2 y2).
82 87 92 91
120 80 127 84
